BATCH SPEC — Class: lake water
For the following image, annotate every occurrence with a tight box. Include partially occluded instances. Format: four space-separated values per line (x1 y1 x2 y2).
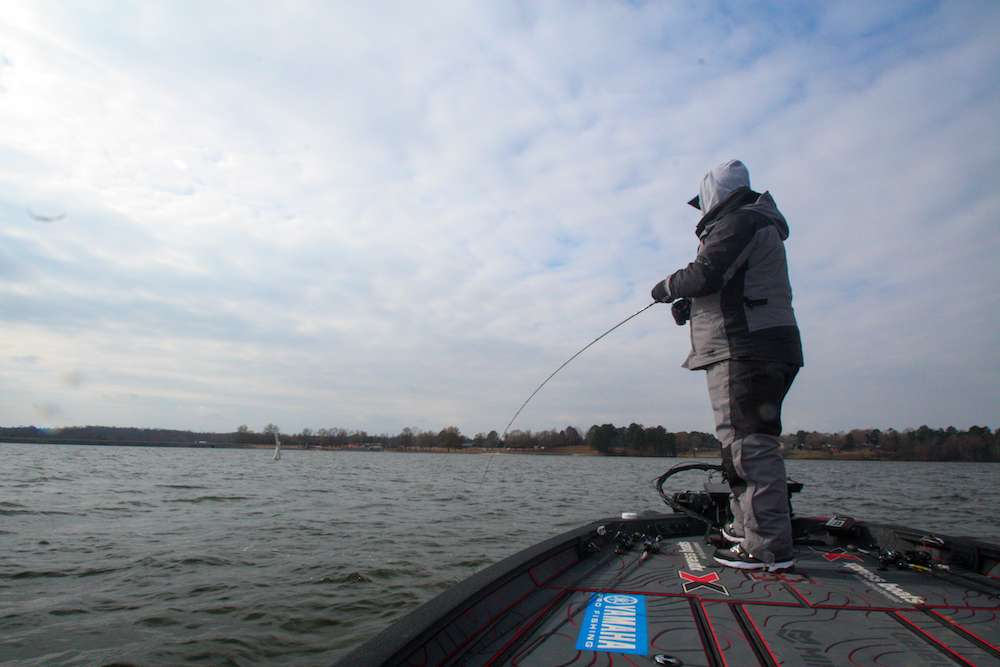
1 443 998 665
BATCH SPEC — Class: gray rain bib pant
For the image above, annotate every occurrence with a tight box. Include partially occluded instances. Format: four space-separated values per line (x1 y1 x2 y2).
707 359 798 561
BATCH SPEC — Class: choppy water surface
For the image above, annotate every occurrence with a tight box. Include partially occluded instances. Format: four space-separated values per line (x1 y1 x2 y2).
1 443 998 665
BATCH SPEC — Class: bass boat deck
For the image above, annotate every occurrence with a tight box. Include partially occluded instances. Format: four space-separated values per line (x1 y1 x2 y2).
337 464 1000 666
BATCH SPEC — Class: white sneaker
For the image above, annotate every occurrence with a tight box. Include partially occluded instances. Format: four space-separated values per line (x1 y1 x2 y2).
713 544 795 571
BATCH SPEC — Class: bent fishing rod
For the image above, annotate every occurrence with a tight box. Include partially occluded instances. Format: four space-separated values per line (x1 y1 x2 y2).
502 301 659 439
475 302 658 484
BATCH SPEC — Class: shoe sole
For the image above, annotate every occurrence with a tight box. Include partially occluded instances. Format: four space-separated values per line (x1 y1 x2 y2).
713 555 795 572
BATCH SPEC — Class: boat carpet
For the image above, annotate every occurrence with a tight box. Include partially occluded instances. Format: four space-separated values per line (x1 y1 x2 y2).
412 537 999 666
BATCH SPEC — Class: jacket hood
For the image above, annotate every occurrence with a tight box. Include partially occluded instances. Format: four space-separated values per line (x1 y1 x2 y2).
688 159 789 241
689 159 750 213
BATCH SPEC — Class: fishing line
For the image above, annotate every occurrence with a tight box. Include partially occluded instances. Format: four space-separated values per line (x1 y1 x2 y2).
478 301 659 484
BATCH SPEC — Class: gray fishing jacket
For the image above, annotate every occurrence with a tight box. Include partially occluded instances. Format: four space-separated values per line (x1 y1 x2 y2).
664 185 803 370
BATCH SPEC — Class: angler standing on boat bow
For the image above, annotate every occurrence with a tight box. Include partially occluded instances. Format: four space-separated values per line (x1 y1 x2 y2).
650 159 803 571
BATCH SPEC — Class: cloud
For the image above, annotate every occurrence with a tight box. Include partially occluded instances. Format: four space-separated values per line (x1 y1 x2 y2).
0 1 997 435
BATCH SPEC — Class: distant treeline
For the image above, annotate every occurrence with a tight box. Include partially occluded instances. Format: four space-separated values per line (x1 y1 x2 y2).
1 423 997 461
787 425 999 462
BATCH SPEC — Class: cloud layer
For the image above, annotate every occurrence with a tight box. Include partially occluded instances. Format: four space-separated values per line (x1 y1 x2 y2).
1 1 998 435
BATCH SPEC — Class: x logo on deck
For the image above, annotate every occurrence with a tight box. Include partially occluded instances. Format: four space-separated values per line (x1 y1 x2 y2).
822 552 862 562
678 570 729 596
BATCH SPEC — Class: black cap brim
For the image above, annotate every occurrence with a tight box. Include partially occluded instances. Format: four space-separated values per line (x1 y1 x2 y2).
687 195 701 210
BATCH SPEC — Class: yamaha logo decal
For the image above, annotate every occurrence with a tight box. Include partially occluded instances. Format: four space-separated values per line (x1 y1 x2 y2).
575 592 649 655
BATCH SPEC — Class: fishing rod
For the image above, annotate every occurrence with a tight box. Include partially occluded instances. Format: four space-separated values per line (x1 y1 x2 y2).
500 301 658 439
477 301 659 484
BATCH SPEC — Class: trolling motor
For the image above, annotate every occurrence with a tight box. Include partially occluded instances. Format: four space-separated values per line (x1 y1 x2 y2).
655 462 729 528
655 461 803 532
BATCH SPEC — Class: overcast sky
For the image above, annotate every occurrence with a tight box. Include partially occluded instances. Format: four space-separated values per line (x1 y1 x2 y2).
1 1 997 436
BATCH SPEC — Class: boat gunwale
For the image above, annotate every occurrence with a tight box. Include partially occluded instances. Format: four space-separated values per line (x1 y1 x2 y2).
334 515 619 666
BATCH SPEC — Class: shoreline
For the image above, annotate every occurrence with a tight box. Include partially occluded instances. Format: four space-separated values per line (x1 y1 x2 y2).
4 439 993 462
